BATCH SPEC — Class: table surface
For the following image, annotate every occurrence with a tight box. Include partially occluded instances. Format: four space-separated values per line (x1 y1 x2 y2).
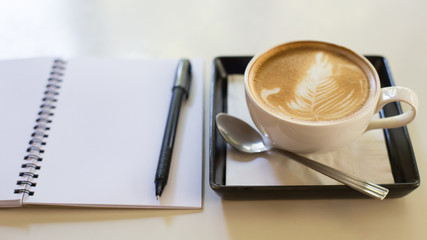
1 1 426 239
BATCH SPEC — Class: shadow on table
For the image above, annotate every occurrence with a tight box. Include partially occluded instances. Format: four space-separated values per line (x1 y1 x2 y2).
0 206 202 228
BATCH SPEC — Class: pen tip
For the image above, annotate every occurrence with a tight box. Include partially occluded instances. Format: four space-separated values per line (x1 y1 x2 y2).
156 195 160 200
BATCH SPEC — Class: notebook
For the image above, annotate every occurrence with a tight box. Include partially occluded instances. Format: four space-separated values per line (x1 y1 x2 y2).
0 57 203 209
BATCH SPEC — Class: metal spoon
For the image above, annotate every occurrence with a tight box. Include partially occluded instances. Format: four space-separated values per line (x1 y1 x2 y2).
215 113 389 200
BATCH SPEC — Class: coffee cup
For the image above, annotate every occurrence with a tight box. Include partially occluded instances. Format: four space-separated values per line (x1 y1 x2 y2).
244 40 418 153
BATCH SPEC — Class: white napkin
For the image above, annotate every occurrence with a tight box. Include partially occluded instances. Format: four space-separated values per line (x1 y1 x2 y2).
225 75 394 186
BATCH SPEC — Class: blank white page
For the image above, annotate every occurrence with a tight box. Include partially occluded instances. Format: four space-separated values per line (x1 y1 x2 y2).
25 58 203 208
0 58 55 207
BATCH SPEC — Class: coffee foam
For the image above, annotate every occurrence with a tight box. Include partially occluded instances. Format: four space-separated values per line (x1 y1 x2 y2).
249 44 373 122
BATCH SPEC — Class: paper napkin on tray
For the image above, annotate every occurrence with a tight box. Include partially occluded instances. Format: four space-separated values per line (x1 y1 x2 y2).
225 75 394 186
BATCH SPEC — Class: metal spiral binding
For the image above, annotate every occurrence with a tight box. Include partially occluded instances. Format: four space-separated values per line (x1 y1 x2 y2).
14 58 66 197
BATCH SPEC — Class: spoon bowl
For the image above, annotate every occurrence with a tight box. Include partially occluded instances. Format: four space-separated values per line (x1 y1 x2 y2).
215 113 389 200
216 112 269 153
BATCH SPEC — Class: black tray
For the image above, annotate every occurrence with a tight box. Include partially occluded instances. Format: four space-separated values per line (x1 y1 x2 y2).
209 56 420 200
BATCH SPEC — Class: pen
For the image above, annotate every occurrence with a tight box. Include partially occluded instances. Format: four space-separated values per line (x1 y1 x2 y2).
155 59 192 199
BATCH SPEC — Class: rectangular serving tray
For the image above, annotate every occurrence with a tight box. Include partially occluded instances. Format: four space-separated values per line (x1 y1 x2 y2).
209 56 420 200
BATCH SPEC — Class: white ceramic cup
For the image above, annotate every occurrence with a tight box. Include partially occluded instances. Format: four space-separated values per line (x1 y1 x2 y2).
244 41 418 153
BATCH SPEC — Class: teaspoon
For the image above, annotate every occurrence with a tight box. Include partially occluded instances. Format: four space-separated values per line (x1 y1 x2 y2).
215 113 389 200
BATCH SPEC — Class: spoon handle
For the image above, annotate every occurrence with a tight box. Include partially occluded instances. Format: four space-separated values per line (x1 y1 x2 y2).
279 150 389 200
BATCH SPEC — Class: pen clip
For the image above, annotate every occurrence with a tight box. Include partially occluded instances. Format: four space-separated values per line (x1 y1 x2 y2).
173 59 192 99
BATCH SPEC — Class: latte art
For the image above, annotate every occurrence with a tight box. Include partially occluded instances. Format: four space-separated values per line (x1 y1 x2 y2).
251 48 371 122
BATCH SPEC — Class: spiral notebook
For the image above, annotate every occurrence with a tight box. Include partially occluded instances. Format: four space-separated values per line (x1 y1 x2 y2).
0 58 203 209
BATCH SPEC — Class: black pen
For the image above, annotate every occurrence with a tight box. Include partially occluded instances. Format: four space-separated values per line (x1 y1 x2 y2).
155 59 192 199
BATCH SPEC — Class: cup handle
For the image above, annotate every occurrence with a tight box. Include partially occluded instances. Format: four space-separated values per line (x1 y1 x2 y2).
366 86 418 130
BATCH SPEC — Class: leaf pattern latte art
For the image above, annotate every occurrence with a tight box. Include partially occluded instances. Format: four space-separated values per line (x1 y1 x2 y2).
261 52 365 121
